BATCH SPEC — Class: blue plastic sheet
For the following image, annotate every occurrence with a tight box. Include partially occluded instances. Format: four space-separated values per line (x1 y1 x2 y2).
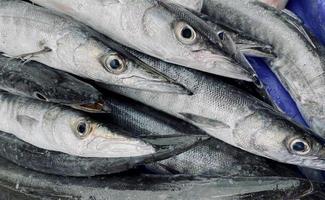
249 0 325 180
250 0 325 128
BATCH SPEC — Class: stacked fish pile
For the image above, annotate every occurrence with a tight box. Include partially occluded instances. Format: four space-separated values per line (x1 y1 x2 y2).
0 0 324 199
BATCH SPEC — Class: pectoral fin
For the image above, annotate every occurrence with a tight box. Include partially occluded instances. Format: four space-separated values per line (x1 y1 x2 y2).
16 115 39 129
179 112 230 129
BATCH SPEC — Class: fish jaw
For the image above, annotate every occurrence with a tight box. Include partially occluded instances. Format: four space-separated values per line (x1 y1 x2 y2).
77 125 157 158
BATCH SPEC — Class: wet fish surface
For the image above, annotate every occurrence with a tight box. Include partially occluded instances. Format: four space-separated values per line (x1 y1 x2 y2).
30 0 253 81
0 54 107 113
0 91 181 158
105 92 298 177
0 157 315 200
106 48 325 171
0 0 186 94
0 131 204 176
201 0 325 137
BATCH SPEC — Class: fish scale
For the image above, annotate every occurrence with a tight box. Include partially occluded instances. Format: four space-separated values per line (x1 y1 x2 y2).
105 94 293 176
0 0 187 94
106 46 325 170
30 0 253 81
0 91 181 158
202 0 325 136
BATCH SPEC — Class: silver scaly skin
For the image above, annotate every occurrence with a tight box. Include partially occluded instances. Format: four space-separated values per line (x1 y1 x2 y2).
166 0 204 11
0 92 158 158
202 0 325 137
107 48 325 170
0 0 186 94
30 0 253 81
0 157 315 200
0 54 108 113
106 93 286 177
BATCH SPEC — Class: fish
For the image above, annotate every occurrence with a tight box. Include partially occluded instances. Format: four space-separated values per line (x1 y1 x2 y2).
166 0 204 11
0 157 317 200
0 91 206 158
0 131 205 176
201 0 325 138
0 54 108 113
261 0 288 9
0 0 187 94
105 47 325 171
105 92 298 177
30 0 253 82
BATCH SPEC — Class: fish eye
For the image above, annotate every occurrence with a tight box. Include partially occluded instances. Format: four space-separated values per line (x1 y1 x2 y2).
289 138 311 155
34 92 48 102
73 120 91 139
101 53 127 74
174 21 197 45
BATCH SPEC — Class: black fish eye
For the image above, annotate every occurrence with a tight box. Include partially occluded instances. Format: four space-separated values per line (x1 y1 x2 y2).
289 138 311 155
110 59 121 69
181 27 193 39
101 53 127 74
34 92 48 102
77 122 87 134
217 31 225 41
74 120 91 139
175 21 197 45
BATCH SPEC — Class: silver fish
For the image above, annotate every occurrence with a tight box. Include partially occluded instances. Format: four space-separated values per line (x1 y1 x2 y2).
201 0 325 137
0 54 108 113
0 131 206 176
166 0 204 11
30 0 253 81
0 91 164 158
0 157 316 200
106 48 325 170
0 0 186 94
105 92 290 177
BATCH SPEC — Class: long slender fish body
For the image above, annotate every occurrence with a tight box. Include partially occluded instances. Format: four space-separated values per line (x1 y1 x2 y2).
201 0 325 137
166 0 204 11
106 48 325 170
0 55 107 113
0 158 315 200
105 92 297 177
0 131 205 176
0 92 165 158
30 0 253 82
0 0 186 94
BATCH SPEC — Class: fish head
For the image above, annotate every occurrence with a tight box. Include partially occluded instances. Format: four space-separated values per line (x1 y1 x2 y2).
243 114 325 170
140 5 251 81
73 37 189 94
2 60 107 113
51 110 155 158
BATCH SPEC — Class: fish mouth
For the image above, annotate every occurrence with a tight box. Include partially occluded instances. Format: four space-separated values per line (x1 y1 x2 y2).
91 34 191 94
119 74 192 95
71 100 111 113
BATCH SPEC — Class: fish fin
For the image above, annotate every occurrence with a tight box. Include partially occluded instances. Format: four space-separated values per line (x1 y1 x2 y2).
280 10 316 49
16 115 39 129
140 134 208 161
179 112 230 129
237 43 275 58
144 163 177 175
12 46 52 61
